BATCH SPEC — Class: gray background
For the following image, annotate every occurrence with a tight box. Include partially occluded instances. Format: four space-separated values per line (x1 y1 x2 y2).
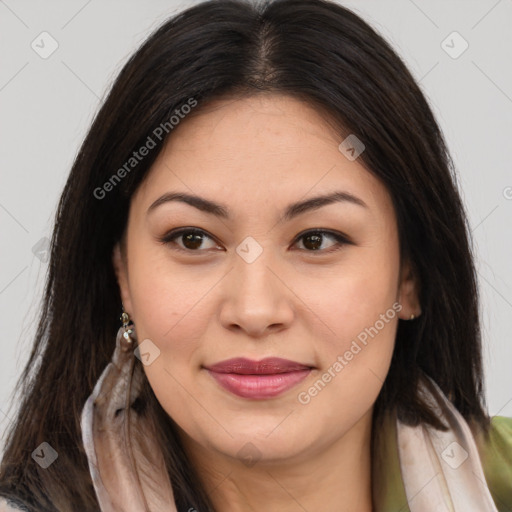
1 0 511 452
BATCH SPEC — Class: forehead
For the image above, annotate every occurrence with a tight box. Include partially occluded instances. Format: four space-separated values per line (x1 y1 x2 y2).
160 93 344 167
133 93 393 218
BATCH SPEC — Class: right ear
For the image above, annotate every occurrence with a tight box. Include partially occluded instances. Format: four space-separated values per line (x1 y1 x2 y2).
112 242 134 317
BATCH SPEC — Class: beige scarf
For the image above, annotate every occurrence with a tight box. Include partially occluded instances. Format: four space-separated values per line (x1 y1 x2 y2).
80 326 499 511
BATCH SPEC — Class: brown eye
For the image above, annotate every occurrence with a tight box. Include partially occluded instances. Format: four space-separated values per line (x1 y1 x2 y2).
159 228 219 253
294 230 350 253
301 232 323 251
181 231 206 250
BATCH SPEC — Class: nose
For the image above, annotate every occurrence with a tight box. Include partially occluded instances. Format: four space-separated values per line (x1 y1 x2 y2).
218 246 294 339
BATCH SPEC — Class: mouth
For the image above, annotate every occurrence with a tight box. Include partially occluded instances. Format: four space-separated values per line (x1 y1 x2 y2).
203 357 314 399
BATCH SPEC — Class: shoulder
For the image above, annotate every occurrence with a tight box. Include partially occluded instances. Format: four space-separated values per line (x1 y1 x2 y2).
0 496 30 511
476 415 512 509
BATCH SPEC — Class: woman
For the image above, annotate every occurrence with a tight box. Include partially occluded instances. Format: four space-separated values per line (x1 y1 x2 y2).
1 0 511 510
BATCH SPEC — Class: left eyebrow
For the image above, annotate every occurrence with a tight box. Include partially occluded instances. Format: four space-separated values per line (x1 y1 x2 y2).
146 190 368 222
280 191 368 222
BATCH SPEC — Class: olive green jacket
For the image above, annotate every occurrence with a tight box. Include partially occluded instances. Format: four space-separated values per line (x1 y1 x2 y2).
372 411 512 511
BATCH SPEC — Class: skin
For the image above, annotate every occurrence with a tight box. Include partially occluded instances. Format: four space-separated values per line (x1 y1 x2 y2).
113 93 421 512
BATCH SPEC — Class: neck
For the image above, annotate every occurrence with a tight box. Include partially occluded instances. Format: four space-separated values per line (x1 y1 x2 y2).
179 408 374 512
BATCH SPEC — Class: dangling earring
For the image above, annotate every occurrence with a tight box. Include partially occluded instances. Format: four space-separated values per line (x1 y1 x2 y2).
410 314 415 320
120 306 135 345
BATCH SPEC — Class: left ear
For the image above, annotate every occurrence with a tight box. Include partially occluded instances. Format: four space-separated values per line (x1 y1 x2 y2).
397 259 422 320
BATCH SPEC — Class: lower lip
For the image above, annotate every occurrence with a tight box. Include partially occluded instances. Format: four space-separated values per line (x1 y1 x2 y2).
206 369 312 399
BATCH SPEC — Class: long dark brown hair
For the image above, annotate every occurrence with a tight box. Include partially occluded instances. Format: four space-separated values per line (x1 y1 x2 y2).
0 0 489 510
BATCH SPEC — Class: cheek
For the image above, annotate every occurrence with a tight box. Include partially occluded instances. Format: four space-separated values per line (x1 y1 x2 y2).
294 269 399 426
128 242 213 338
127 252 214 420
299 252 399 341
126 250 221 410
292 244 400 394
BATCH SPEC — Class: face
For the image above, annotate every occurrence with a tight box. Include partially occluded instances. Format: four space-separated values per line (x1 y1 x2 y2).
113 93 419 468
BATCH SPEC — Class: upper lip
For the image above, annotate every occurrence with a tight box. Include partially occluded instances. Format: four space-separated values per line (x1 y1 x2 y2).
204 357 312 375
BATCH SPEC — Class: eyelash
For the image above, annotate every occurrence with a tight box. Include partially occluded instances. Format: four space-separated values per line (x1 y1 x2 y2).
157 227 351 255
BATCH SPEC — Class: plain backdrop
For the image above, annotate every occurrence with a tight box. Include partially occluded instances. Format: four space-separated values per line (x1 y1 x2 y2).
1 0 511 452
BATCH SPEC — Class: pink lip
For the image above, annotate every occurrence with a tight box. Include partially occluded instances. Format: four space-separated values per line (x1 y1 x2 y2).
204 357 313 399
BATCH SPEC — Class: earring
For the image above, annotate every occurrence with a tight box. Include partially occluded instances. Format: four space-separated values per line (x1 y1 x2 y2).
120 307 135 344
410 314 415 320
